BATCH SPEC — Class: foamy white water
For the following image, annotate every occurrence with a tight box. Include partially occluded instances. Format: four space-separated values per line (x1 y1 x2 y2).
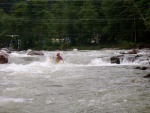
0 50 150 113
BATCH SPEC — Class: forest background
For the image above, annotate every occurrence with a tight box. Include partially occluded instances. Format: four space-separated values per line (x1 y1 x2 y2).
0 0 150 50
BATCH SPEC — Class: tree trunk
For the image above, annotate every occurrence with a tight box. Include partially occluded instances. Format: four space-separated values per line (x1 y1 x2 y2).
134 17 136 42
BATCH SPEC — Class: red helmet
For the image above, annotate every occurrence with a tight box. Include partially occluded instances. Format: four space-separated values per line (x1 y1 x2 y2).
57 53 60 56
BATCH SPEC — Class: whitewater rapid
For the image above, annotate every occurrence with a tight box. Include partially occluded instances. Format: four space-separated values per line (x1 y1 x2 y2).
0 49 150 113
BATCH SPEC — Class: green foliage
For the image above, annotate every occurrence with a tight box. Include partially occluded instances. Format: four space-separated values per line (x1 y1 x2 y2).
145 9 150 29
117 39 135 49
0 0 149 50
75 1 98 44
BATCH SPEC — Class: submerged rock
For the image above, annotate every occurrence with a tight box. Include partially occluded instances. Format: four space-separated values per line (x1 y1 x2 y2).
143 74 150 78
1 48 11 53
27 50 44 56
134 66 150 70
120 49 139 54
127 49 138 54
132 78 144 83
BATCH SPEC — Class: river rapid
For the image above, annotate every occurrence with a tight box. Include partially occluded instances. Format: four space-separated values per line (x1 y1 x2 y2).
0 49 150 113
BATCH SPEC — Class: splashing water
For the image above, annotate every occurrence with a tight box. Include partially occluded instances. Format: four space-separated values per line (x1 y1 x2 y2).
0 50 149 113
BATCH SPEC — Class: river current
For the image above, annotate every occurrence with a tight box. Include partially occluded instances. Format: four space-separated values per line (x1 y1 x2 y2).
0 49 150 113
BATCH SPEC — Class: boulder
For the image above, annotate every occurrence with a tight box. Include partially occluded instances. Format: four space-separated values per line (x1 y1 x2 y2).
27 51 44 56
110 56 120 64
120 49 139 54
127 49 138 54
0 51 8 64
1 48 12 53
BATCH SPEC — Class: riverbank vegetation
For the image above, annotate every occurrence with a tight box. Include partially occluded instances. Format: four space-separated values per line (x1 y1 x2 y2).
0 0 150 50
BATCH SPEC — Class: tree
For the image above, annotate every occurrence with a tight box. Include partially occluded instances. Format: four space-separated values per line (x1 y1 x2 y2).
10 1 53 49
101 0 150 45
75 1 98 45
0 9 13 47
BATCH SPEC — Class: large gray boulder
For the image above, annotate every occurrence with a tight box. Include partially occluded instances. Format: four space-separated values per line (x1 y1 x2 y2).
110 56 120 64
0 51 8 64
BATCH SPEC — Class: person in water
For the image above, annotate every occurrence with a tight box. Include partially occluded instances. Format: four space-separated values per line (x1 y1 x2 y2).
56 53 63 62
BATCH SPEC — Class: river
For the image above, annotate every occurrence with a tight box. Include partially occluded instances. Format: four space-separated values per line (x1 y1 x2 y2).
0 49 150 113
